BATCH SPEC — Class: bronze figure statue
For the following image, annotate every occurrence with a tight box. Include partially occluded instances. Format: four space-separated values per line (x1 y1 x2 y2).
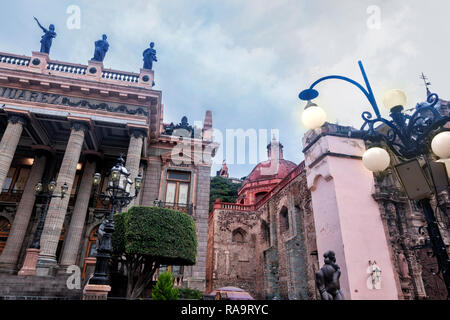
92 34 109 62
34 17 56 54
143 42 158 70
315 250 345 300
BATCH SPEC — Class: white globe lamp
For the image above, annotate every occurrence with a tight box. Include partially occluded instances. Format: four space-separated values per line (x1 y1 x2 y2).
382 89 407 111
302 103 327 130
362 147 391 172
431 131 450 159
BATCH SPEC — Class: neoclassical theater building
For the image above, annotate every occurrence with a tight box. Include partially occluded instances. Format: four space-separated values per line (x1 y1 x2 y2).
0 50 216 297
207 114 450 300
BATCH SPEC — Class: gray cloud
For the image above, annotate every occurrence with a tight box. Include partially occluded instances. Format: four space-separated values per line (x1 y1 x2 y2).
0 0 448 178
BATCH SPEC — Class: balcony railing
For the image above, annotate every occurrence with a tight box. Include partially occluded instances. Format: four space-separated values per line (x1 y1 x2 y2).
153 201 194 216
47 62 87 75
0 189 24 203
0 51 153 88
0 54 30 67
102 70 139 83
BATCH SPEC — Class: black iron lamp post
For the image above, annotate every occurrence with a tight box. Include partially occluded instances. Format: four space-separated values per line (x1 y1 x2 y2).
31 181 68 249
88 155 142 286
299 61 450 297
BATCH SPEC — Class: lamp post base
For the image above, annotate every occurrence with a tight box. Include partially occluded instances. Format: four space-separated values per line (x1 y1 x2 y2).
18 248 40 276
82 283 111 300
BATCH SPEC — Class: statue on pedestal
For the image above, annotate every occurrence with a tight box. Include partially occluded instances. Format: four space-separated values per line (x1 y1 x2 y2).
143 42 158 70
315 250 345 300
34 17 56 54
92 34 109 62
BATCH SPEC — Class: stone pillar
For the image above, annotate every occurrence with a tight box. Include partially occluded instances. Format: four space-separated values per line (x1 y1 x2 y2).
37 122 88 275
0 114 27 191
302 125 399 300
83 284 111 300
125 128 145 210
59 155 98 268
184 165 211 292
0 151 48 272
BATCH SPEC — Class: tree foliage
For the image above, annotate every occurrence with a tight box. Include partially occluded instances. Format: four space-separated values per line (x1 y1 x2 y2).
112 206 197 299
209 176 242 211
178 287 203 300
152 271 179 300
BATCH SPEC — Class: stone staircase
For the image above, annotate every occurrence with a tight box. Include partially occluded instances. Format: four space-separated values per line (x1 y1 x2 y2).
0 273 82 300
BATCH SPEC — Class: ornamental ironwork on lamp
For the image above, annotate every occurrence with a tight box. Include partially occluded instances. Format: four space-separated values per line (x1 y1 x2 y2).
299 60 450 297
88 155 142 286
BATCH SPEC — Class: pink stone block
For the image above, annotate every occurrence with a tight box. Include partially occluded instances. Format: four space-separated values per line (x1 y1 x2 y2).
18 248 40 276
83 284 111 300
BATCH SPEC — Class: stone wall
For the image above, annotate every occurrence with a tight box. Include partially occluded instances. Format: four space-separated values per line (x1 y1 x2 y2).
207 167 319 299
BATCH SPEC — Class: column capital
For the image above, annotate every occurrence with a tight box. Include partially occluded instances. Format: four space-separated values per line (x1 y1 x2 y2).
7 113 28 126
70 120 90 133
129 127 148 139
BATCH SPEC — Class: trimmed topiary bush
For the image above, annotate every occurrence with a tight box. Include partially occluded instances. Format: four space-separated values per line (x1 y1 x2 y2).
112 206 197 299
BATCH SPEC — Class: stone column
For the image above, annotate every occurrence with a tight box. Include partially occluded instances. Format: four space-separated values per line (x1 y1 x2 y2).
0 151 48 272
0 114 27 191
59 155 98 268
37 122 88 275
184 165 211 291
125 129 145 210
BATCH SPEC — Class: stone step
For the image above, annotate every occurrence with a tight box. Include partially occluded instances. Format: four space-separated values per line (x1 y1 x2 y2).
0 274 82 299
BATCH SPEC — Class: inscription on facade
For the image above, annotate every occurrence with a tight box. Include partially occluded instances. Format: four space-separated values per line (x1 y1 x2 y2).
0 86 148 116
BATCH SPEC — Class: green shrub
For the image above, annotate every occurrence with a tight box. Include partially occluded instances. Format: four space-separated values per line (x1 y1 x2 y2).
111 206 198 299
152 271 179 300
178 287 203 300
113 206 197 265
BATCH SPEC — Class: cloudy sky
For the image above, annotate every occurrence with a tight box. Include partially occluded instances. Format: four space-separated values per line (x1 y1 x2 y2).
1 1 449 178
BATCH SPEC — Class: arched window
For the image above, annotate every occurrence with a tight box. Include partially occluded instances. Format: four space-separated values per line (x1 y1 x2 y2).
0 217 11 255
279 206 289 233
232 228 247 243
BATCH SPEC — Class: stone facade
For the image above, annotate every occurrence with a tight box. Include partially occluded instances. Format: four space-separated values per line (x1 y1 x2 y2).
207 163 319 299
0 50 217 297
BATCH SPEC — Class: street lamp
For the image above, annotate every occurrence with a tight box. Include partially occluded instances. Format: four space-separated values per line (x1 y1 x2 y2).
88 155 142 286
299 60 450 297
30 181 68 249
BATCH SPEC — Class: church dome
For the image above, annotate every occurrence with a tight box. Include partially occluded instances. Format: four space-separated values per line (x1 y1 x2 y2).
243 137 297 184
244 159 297 183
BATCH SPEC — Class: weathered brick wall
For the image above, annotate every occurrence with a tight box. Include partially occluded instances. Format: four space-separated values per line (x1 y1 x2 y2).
255 170 319 300
207 168 319 300
184 165 211 291
140 159 162 206
207 208 260 297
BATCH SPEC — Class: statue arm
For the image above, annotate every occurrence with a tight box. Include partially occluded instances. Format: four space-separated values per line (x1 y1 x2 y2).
315 270 330 300
34 17 47 32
